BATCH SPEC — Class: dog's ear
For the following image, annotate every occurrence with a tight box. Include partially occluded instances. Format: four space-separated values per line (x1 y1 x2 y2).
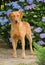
19 11 23 18
7 13 12 20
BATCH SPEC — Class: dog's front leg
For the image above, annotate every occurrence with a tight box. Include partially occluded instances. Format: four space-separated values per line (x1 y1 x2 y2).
12 38 17 58
21 37 26 59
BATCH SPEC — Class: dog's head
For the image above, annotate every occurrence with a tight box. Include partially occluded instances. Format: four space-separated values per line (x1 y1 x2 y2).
8 11 23 23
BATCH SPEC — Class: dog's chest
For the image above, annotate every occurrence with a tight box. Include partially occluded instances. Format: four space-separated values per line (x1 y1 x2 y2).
11 25 20 38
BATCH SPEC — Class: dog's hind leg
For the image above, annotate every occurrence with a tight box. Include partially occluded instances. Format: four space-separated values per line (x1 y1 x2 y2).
26 33 34 55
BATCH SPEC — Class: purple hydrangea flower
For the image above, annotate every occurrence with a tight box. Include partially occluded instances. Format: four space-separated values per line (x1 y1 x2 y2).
43 0 45 2
19 0 25 2
36 0 43 2
37 40 45 45
9 38 12 42
34 27 42 33
1 17 8 25
27 0 33 4
11 2 21 9
24 4 36 10
40 33 45 38
42 17 45 22
24 5 32 10
31 4 36 9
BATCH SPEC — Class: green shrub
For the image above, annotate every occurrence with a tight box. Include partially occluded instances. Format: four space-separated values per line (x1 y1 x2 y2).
33 42 45 65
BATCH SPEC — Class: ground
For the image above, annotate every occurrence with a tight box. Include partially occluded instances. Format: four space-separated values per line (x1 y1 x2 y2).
0 42 38 65
0 48 38 65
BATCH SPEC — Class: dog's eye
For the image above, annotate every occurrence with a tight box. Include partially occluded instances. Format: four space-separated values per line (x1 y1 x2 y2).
17 15 19 17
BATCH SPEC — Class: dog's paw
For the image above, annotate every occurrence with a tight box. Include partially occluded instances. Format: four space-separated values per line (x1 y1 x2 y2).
22 53 26 59
13 54 17 58
12 52 17 58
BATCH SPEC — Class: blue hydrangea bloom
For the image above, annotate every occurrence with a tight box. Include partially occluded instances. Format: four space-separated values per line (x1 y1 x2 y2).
19 0 25 2
19 8 24 11
40 33 45 38
5 9 12 15
34 27 42 33
37 40 45 45
11 2 21 9
27 0 33 4
1 17 8 25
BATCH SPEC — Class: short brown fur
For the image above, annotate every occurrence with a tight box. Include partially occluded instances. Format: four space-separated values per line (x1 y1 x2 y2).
8 11 34 58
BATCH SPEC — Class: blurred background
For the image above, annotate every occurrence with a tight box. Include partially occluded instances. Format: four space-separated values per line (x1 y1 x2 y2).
0 0 45 48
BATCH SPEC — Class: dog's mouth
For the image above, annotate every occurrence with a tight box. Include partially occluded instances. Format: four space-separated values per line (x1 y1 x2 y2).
15 20 18 24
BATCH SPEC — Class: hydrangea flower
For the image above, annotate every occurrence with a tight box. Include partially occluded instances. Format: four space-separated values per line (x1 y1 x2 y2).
19 0 25 2
37 40 45 45
42 17 45 22
31 26 34 29
11 2 21 9
5 9 12 15
34 27 42 33
27 0 33 4
31 4 36 9
9 38 12 42
24 5 32 10
24 4 36 10
0 11 3 15
1 17 8 25
40 33 45 38
19 8 24 11
43 0 45 2
36 0 43 2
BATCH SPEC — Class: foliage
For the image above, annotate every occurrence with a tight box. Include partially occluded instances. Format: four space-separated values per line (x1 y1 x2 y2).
0 0 45 47
33 42 45 65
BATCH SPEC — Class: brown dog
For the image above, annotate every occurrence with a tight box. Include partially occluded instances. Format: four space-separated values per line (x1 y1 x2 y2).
8 11 34 58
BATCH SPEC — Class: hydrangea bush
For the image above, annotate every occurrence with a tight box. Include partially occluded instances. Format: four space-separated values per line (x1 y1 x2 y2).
0 0 45 47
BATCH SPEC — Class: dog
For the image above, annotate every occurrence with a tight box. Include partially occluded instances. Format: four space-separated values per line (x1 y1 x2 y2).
8 11 34 58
